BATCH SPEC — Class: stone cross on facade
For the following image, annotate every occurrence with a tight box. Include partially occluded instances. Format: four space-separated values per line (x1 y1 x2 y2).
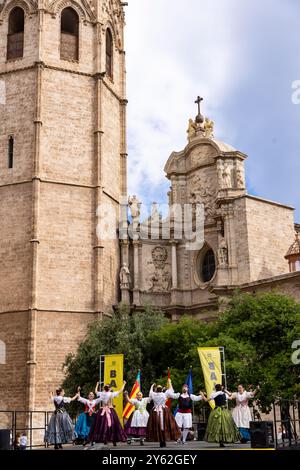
195 96 204 124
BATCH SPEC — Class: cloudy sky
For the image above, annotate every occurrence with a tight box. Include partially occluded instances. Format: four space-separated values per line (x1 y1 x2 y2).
124 0 300 221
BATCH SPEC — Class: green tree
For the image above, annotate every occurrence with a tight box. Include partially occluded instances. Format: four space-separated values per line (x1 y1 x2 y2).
62 303 167 415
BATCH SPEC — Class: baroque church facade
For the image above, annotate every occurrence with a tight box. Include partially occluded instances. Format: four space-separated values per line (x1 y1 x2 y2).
122 103 300 320
0 0 299 412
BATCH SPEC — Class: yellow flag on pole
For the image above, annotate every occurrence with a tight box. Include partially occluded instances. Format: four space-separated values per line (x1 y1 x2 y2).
197 347 222 409
104 354 124 423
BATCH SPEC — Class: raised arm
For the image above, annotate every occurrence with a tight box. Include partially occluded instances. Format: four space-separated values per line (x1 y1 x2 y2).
190 393 204 402
111 381 127 398
149 383 155 397
165 389 180 400
224 389 234 400
95 381 100 395
70 392 79 401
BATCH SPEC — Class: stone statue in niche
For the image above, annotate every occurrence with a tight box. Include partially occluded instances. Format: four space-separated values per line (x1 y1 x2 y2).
236 162 245 189
218 238 228 266
120 262 131 288
222 163 232 189
128 195 141 222
217 161 223 189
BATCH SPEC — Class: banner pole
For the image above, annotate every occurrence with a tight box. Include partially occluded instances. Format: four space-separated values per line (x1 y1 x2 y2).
219 347 228 408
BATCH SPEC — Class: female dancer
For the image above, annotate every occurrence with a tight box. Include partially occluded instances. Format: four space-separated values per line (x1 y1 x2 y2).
147 383 181 448
203 384 240 448
89 381 127 446
124 391 151 445
74 388 98 446
175 384 206 444
45 388 78 449
228 384 259 442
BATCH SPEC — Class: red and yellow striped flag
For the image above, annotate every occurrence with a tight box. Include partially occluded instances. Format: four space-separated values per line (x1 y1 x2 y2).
122 370 141 419
165 367 172 408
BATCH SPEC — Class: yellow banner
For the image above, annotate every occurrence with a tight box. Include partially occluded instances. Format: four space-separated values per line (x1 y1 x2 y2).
103 354 124 424
197 347 222 409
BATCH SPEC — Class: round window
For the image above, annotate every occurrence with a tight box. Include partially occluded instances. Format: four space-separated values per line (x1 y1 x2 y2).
201 249 216 283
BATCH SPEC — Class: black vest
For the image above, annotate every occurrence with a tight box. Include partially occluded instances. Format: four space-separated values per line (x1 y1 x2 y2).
178 395 192 410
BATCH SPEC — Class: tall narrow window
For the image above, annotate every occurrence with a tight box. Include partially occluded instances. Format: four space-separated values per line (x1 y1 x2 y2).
7 7 24 60
106 29 113 79
8 136 14 169
0 340 6 365
60 7 79 61
201 249 216 283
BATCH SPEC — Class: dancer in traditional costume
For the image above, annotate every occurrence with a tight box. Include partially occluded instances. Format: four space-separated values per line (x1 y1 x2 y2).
147 383 181 448
124 391 151 445
89 381 127 446
45 388 78 449
228 384 259 442
74 389 98 446
203 384 240 448
175 384 206 444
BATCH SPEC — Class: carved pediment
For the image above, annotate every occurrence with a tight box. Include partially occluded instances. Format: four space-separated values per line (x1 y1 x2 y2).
187 143 218 169
0 0 36 22
47 0 96 22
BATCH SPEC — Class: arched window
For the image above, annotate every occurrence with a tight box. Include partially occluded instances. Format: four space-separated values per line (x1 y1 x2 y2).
197 245 216 284
106 29 113 79
0 340 6 365
7 7 24 60
202 249 216 282
60 7 79 61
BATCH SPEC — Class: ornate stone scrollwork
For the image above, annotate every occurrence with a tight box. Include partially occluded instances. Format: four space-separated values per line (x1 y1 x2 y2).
147 246 171 292
190 174 218 223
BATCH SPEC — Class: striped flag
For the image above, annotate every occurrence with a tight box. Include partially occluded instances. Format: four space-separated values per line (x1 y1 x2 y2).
122 370 141 419
165 367 173 408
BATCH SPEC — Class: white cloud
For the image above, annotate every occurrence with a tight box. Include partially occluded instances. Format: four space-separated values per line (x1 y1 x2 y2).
124 0 300 221
125 0 249 201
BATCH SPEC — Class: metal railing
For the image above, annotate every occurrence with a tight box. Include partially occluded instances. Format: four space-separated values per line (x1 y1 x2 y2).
273 399 300 448
0 410 53 449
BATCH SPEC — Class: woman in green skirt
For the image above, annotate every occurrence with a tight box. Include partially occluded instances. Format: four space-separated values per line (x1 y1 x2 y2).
204 384 240 448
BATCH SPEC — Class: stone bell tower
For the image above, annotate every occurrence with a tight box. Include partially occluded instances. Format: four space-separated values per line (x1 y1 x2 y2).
0 0 127 410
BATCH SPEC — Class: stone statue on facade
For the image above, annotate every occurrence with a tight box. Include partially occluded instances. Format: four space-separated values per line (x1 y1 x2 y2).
218 238 228 266
119 262 131 288
236 162 245 189
222 163 232 189
128 195 141 222
187 118 197 140
204 117 214 138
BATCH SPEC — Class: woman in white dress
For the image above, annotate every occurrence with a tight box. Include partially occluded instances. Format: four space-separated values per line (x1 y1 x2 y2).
124 391 151 445
228 384 259 442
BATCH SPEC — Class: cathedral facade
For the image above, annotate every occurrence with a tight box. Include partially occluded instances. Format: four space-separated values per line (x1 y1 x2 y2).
122 104 300 320
0 0 299 414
